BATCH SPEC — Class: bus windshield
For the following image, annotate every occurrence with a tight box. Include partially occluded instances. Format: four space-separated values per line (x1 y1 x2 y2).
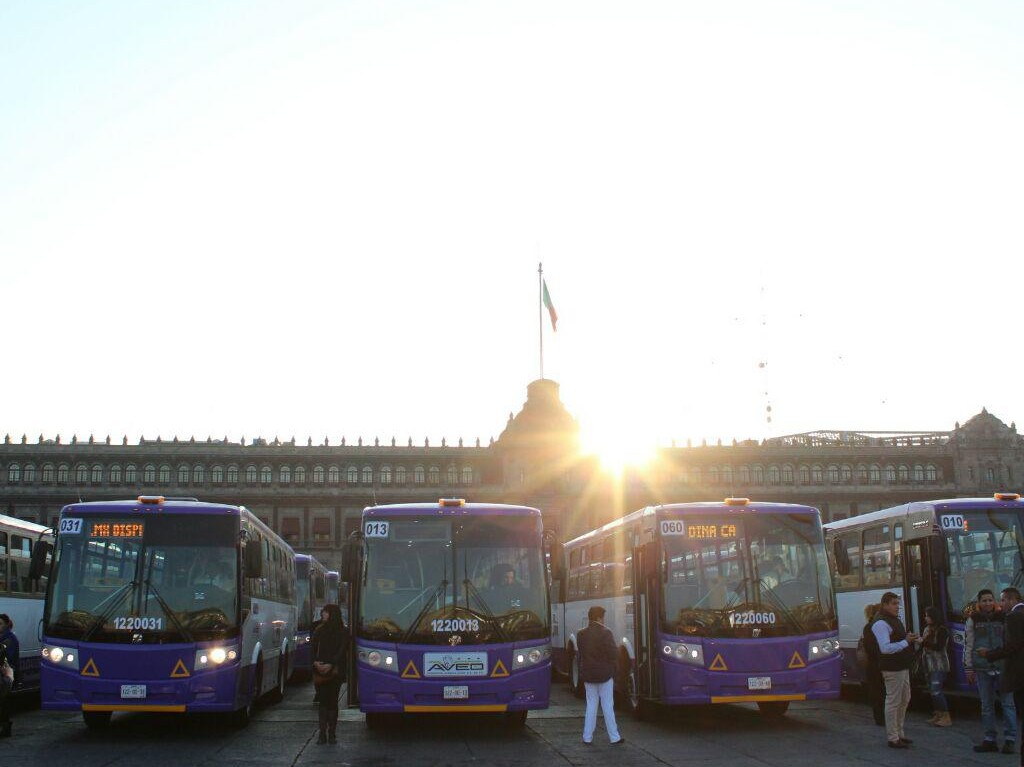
44 515 240 643
661 513 836 638
358 516 549 644
945 509 1024 620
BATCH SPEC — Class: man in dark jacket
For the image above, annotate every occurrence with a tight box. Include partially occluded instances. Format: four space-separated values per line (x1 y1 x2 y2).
871 592 919 749
979 587 1024 766
577 605 622 745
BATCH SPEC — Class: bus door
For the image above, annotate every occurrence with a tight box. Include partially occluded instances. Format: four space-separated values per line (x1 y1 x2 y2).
900 538 942 636
632 541 661 701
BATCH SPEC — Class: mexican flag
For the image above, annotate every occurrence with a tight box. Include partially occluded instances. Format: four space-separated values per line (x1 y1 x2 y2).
543 279 558 331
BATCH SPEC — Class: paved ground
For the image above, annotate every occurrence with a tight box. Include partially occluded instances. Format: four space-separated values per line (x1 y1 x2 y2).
0 680 1011 766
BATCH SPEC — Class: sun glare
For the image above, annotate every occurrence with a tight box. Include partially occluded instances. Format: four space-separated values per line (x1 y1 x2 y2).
580 425 658 476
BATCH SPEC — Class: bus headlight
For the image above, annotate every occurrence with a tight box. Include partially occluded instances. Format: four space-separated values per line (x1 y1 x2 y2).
195 645 239 670
661 640 703 666
808 638 840 659
356 645 398 673
42 645 79 670
512 644 551 670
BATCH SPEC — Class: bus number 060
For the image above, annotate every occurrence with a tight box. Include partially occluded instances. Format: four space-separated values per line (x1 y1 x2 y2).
729 611 776 627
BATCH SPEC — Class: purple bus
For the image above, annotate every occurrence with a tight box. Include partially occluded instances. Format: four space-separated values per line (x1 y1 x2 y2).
37 497 297 728
341 499 556 728
552 499 839 718
825 493 1024 695
292 554 328 678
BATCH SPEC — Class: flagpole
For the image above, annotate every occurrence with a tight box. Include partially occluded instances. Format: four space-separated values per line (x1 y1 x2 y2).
538 261 544 380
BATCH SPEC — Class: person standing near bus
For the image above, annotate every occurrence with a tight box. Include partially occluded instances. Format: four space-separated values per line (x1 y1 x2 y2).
0 615 18 691
577 605 623 746
919 606 951 727
860 603 885 727
979 587 1024 766
966 589 1018 753
872 592 919 749
0 615 15 738
312 604 348 745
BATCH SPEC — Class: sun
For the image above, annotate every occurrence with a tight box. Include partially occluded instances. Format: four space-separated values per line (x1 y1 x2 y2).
579 424 658 476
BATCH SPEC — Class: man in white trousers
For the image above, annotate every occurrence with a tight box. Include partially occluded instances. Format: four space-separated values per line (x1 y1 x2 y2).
577 605 623 746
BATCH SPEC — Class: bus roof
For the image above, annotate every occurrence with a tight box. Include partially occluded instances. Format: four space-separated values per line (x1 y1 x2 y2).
59 498 244 516
363 502 541 517
0 511 51 536
565 500 821 548
824 494 1024 533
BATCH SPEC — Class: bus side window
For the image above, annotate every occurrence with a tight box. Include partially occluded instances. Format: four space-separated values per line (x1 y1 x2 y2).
893 524 904 584
0 531 7 592
568 549 580 600
837 532 862 589
590 540 604 598
863 526 892 587
11 534 31 593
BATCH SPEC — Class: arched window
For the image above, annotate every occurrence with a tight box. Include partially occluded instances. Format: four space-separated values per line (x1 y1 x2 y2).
328 466 340 484
380 466 392 484
855 465 868 484
346 466 358 484
109 465 122 484
178 465 190 484
6 464 19 483
428 466 440 485
798 466 809 484
212 466 224 484
279 466 291 484
396 466 407 484
313 466 325 484
721 466 733 485
913 465 924 482
92 465 104 484
58 464 70 484
414 466 425 484
76 464 88 484
42 464 55 483
828 465 839 483
767 466 780 485
143 464 156 484
124 464 136 484
243 465 256 484
812 465 823 483
869 465 881 483
898 465 910 483
21 463 35 483
708 466 720 485
361 466 373 484
260 466 272 485
739 466 750 484
691 467 702 485
925 464 937 482
193 465 204 484
294 465 306 484
226 465 239 483
752 466 763 484
461 466 473 485
446 465 458 485
885 465 896 482
782 465 794 484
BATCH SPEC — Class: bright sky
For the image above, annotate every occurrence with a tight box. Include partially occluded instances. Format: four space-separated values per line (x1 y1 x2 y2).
2 1 1022 461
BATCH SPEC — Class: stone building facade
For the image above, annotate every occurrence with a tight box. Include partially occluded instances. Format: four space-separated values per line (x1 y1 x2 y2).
2 379 1021 568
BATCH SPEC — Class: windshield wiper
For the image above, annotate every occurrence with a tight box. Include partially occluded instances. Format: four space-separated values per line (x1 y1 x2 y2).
461 576 509 642
144 578 194 643
756 580 806 634
400 579 449 643
81 580 138 642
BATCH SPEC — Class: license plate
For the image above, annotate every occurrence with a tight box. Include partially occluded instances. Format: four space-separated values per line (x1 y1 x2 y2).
747 677 771 691
443 685 469 700
120 684 147 699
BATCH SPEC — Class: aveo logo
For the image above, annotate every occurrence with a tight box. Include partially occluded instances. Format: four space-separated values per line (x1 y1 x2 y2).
423 652 488 677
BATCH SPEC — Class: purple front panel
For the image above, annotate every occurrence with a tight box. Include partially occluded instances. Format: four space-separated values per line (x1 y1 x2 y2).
657 633 841 705
41 640 247 713
357 640 550 713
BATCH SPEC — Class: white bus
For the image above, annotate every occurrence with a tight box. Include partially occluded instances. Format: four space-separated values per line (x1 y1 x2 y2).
0 513 53 692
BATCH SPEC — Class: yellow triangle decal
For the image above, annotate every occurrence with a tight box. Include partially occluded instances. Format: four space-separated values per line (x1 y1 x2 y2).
170 658 191 678
401 660 421 679
788 651 806 669
490 659 510 678
708 653 728 671
81 658 100 677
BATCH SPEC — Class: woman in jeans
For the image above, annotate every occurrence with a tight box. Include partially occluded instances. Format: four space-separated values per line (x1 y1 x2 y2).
966 589 1018 753
311 604 348 745
920 606 951 727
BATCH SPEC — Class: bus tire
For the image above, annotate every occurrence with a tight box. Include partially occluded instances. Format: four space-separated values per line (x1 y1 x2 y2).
623 666 653 720
232 657 264 727
268 653 287 703
569 648 584 699
757 701 789 717
83 711 112 730
505 710 528 728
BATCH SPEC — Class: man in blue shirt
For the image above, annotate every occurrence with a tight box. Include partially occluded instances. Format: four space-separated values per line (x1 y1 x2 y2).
871 592 919 749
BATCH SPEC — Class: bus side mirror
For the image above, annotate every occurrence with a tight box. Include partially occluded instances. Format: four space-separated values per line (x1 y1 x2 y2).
543 529 563 583
929 537 950 574
341 540 361 584
29 540 50 581
641 541 660 580
244 542 263 578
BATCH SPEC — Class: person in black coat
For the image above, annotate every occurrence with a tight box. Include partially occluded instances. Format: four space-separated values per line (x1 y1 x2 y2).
980 587 1024 766
861 603 885 726
576 605 623 745
311 603 348 745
